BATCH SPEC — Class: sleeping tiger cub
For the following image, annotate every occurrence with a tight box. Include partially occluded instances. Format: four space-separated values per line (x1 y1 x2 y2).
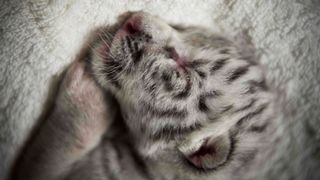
12 11 277 180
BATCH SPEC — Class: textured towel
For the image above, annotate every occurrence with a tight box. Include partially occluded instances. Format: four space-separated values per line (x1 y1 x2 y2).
1 0 319 179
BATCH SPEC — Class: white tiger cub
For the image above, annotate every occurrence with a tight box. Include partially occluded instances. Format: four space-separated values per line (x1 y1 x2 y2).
11 11 277 180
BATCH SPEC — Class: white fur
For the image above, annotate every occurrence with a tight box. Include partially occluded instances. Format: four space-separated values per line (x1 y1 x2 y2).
1 0 319 179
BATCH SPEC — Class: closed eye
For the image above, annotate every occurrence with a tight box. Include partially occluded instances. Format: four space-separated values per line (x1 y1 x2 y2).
170 24 187 32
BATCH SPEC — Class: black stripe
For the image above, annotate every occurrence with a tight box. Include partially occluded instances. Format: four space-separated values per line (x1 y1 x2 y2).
151 70 158 79
236 103 269 127
237 149 258 163
141 71 148 81
151 123 202 141
234 99 256 113
161 72 171 82
227 65 249 82
150 84 157 97
134 42 139 52
245 79 268 94
121 38 126 53
253 80 268 90
210 58 228 74
142 101 188 118
195 69 207 79
203 90 223 97
142 65 157 81
175 71 180 78
198 90 222 112
249 123 269 133
132 49 143 64
125 36 134 54
162 72 174 91
189 59 210 68
145 83 156 93
143 59 157 79
105 59 123 71
164 82 174 91
173 74 192 99
198 96 209 112
145 58 157 71
221 105 233 113
144 33 152 41
208 116 218 122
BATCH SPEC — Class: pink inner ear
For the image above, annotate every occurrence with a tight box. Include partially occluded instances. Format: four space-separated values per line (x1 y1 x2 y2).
187 138 217 168
122 14 141 35
124 21 139 34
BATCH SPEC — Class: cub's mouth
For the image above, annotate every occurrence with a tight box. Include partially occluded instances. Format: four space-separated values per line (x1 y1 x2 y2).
178 133 234 171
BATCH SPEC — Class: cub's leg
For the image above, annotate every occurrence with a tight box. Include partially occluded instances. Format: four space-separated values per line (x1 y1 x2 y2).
12 60 116 180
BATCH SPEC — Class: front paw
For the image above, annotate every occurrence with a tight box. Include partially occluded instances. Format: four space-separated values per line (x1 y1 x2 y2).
60 61 107 115
56 60 116 140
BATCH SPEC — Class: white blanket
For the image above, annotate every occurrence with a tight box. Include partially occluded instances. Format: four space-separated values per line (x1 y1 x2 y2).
1 0 319 179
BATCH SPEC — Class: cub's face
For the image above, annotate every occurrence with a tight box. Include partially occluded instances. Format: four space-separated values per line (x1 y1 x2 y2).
92 12 212 107
91 11 274 176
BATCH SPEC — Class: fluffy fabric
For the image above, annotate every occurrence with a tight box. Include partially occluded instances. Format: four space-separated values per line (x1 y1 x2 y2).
0 0 319 179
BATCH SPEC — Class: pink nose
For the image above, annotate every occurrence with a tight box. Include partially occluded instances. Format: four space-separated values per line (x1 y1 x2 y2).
122 13 142 35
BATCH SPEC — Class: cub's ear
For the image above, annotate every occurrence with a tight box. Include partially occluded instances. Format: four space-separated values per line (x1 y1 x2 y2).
179 134 232 170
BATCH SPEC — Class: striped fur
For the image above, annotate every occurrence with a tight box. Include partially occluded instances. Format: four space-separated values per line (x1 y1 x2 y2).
90 11 276 179
12 11 277 180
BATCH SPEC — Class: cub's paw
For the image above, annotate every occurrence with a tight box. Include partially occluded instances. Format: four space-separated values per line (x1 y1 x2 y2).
57 60 116 134
61 61 105 114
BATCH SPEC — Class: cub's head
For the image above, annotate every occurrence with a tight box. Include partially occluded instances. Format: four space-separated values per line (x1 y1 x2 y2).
91 11 275 177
